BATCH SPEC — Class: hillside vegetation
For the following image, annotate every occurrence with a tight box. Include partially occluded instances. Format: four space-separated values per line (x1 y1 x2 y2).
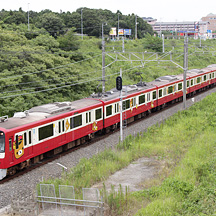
1 8 216 117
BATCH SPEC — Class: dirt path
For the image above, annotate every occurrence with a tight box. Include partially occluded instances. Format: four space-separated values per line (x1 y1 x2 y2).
92 157 162 193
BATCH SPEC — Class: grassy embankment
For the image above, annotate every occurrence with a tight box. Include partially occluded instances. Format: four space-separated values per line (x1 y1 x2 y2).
39 85 216 215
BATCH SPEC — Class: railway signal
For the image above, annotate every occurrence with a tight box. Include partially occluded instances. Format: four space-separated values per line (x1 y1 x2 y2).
116 76 122 91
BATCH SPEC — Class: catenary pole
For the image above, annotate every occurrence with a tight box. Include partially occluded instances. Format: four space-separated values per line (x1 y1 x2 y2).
135 15 137 39
183 33 188 109
162 34 165 53
102 23 106 94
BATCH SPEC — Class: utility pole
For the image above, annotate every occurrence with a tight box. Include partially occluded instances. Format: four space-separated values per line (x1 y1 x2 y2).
135 15 137 39
122 36 125 53
28 3 30 31
102 23 106 94
183 33 188 109
81 8 83 40
162 34 165 53
118 13 119 40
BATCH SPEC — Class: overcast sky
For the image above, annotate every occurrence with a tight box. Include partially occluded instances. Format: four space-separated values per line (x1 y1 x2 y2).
0 0 215 22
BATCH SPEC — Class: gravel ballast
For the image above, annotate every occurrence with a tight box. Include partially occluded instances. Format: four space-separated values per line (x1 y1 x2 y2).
0 87 216 210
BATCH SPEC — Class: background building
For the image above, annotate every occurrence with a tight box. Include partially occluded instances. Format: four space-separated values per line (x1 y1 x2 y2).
202 13 216 38
151 21 208 36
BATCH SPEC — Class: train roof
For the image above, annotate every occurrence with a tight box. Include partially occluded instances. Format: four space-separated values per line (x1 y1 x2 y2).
91 82 155 102
0 99 102 130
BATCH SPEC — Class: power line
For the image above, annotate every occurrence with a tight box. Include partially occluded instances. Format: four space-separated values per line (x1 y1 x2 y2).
0 75 105 99
0 64 142 99
0 54 101 81
0 67 102 89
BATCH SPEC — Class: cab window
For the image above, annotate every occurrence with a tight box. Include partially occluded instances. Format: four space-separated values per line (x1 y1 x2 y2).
0 132 5 153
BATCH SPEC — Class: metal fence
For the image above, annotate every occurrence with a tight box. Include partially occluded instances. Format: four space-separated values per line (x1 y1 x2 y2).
36 184 103 216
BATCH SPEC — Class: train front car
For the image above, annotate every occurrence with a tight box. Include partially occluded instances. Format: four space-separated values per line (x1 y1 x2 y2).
0 126 7 180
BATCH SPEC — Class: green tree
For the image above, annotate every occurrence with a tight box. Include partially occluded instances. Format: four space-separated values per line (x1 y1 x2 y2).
31 34 59 49
57 28 80 51
142 33 162 52
36 13 65 37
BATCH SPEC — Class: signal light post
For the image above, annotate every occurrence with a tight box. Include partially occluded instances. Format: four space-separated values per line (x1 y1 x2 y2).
116 69 123 142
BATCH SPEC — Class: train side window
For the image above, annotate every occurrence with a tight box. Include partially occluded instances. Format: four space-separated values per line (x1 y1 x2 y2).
106 105 112 117
204 75 207 81
62 120 65 132
24 132 27 146
212 73 215 78
191 79 193 86
74 115 82 128
139 94 145 104
95 108 102 120
86 113 88 123
159 89 162 98
29 131 32 145
58 121 61 133
39 124 54 141
9 138 12 151
210 73 212 79
152 91 157 100
178 83 183 90
197 77 201 83
89 112 91 122
168 86 173 94
187 80 189 87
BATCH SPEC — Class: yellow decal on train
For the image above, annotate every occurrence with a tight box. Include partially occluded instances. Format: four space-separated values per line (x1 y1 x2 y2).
92 121 98 131
151 101 154 108
65 119 70 131
13 135 24 159
130 99 133 112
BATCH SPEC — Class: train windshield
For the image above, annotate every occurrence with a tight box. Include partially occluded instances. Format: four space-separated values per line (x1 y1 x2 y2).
0 131 5 153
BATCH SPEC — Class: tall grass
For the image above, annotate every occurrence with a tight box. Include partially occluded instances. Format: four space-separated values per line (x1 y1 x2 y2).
39 88 216 215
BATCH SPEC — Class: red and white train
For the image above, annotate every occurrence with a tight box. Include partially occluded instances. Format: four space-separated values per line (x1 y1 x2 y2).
1 64 216 180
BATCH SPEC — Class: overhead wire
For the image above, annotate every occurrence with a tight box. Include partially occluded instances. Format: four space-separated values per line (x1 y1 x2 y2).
0 54 101 81
0 64 143 99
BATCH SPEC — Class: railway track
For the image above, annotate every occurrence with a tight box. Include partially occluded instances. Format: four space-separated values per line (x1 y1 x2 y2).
1 84 214 185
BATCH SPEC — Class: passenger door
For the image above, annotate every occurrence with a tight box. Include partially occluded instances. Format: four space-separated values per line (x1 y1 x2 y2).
9 137 13 162
27 130 33 155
